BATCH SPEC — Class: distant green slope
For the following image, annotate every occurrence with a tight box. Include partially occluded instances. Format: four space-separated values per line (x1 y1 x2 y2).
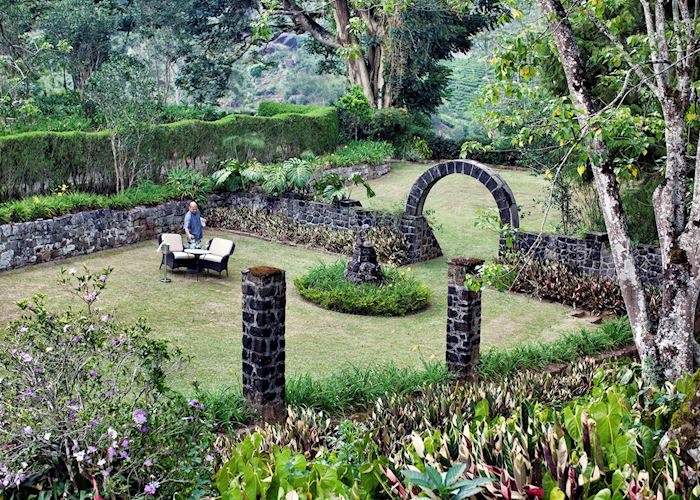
434 56 490 140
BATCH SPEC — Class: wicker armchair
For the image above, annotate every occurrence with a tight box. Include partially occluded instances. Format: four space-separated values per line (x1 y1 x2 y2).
157 233 196 272
199 237 235 277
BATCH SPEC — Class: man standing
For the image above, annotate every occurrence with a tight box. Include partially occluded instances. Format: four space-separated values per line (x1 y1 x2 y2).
183 201 204 247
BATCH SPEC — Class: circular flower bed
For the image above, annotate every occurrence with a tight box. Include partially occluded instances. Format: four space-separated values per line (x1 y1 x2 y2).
294 261 431 316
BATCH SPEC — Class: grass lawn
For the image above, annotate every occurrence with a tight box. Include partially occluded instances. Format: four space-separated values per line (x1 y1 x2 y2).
0 163 588 392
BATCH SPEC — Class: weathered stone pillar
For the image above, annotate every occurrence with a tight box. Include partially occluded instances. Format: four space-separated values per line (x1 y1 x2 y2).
446 257 484 382
241 266 286 421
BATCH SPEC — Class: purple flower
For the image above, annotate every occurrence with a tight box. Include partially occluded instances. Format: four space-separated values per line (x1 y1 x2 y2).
144 459 153 467
120 439 129 448
84 292 97 303
90 420 100 427
14 474 25 486
101 314 110 323
205 454 214 462
19 352 32 363
24 388 34 397
111 338 122 346
119 450 129 460
34 366 43 373
188 399 205 411
27 303 35 311
132 409 147 425
89 370 97 377
107 447 116 458
99 275 108 283
17 325 28 334
22 426 33 436
139 425 148 433
144 482 158 495
72 336 82 343
87 446 97 453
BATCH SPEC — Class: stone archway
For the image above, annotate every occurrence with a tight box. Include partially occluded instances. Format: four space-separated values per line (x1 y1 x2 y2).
404 160 520 228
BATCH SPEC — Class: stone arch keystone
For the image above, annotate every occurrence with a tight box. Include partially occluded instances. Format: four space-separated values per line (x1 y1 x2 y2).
404 160 520 228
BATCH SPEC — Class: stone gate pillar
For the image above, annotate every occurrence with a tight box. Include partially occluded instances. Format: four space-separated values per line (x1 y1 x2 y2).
241 266 286 421
446 257 484 382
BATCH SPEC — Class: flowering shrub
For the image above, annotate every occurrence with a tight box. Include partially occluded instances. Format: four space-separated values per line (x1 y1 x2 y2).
0 268 216 498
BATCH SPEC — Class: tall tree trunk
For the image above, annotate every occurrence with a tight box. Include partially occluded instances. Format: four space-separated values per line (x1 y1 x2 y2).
653 108 698 379
333 0 377 105
537 0 659 377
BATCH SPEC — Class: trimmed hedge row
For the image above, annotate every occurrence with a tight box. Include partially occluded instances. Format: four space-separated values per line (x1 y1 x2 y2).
0 103 339 201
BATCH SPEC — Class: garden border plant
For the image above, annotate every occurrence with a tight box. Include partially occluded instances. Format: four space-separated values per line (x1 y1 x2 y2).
293 260 431 316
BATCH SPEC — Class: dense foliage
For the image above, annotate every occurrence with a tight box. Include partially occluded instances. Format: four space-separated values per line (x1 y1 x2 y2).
294 261 431 316
204 207 410 265
0 174 204 224
321 141 394 168
0 268 216 498
502 252 661 321
0 103 339 201
215 359 699 498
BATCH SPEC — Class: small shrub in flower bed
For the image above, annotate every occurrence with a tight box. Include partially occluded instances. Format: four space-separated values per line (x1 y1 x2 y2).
502 252 661 320
205 207 410 265
294 260 430 316
0 268 217 498
214 360 699 498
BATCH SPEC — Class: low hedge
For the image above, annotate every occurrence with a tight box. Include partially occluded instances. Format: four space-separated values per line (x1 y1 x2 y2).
205 207 410 265
0 102 339 201
294 260 431 316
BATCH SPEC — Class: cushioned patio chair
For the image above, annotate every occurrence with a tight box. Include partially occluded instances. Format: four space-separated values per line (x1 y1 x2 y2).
158 233 195 272
200 237 235 277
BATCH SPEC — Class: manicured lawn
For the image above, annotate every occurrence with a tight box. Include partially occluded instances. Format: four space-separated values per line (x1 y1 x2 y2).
0 163 587 391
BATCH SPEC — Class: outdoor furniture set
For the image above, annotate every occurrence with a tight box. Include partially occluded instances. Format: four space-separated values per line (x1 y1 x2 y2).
157 233 235 279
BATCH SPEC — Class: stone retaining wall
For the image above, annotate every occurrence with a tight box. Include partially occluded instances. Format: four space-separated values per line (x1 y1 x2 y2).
508 230 662 286
0 188 440 272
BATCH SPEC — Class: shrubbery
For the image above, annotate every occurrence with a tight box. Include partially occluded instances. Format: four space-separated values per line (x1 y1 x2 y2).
204 207 410 265
0 268 216 498
216 359 699 498
0 172 207 224
502 252 661 320
321 140 395 168
294 260 431 316
0 102 338 201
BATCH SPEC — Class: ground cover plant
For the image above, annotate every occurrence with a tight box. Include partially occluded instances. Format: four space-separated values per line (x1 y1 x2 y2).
214 359 700 498
294 260 431 316
0 173 206 224
205 207 410 265
502 252 661 321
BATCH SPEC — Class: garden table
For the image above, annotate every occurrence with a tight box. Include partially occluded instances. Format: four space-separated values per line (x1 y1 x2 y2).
183 248 210 281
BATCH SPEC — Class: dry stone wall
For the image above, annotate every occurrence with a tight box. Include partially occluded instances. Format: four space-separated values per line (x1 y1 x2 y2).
508 230 663 286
